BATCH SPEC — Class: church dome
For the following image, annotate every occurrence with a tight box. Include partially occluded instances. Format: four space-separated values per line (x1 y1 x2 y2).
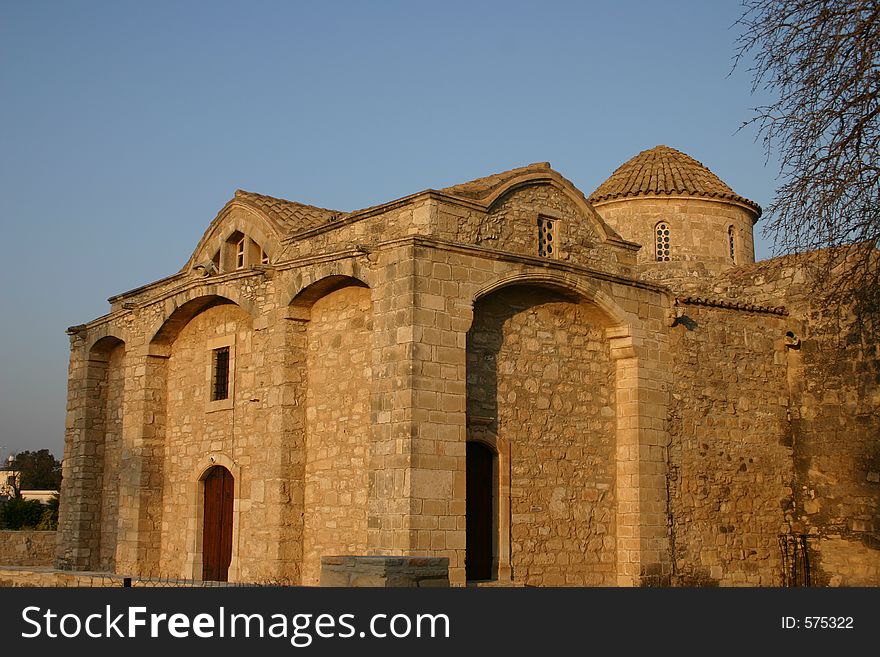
589 145 761 218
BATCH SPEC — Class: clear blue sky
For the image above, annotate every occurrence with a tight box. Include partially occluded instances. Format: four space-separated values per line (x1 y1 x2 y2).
0 0 778 458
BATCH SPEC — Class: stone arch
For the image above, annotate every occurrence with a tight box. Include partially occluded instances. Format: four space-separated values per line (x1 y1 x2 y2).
69 334 126 571
133 291 255 579
87 329 128 357
285 265 373 319
286 274 373 585
290 275 370 317
467 277 628 585
473 271 633 331
149 289 259 350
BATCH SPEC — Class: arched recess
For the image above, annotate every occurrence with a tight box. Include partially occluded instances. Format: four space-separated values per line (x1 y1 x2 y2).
149 290 259 352
130 294 254 580
286 270 372 320
287 275 373 585
79 335 126 572
473 272 629 328
467 278 625 585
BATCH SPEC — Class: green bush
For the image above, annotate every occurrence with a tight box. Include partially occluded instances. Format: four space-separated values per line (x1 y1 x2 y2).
1 497 47 529
36 495 59 530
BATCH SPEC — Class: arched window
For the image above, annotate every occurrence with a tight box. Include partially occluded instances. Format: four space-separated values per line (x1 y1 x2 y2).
655 222 671 261
728 226 736 262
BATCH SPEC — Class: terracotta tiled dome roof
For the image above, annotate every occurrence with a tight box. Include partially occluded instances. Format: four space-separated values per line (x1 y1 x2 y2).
589 145 761 216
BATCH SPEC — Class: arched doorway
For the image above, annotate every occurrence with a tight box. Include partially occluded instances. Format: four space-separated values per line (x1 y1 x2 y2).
466 441 495 581
202 466 234 581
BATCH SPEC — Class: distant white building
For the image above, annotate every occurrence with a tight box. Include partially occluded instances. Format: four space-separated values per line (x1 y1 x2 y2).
0 462 58 503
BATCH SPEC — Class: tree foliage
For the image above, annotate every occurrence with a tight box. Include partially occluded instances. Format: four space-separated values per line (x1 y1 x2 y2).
1 497 46 530
11 449 62 490
735 0 880 320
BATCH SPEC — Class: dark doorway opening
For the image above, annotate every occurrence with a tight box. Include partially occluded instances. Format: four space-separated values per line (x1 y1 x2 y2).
202 466 234 581
466 441 494 581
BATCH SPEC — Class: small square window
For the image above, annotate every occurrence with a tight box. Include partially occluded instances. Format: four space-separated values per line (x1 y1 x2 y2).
212 347 230 401
538 217 557 258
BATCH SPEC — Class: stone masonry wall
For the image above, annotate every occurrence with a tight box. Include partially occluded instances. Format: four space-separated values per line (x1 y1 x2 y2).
468 286 617 585
668 304 794 585
59 173 686 587
793 322 880 585
0 531 56 567
161 303 268 580
595 197 756 273
689 257 880 585
302 285 372 585
449 186 635 277
98 344 124 570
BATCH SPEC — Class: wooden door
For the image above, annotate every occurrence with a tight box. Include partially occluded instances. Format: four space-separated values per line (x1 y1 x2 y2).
466 441 494 581
202 466 234 582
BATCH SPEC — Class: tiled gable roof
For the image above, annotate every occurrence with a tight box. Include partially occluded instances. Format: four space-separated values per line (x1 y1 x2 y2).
234 189 342 233
588 145 761 215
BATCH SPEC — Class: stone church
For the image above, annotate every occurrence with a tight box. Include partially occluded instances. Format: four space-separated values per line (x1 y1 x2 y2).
58 146 880 586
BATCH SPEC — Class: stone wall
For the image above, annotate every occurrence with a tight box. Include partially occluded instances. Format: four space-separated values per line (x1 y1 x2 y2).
98 343 125 570
787 300 880 585
468 286 617 585
302 284 372 585
668 304 794 585
451 186 635 276
595 197 756 272
668 256 880 586
320 555 449 587
162 302 270 580
0 566 245 587
0 531 57 567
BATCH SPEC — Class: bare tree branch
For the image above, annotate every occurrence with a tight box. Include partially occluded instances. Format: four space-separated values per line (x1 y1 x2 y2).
735 0 880 328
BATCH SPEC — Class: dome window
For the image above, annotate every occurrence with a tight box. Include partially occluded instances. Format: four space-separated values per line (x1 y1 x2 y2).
728 226 736 262
655 222 671 261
